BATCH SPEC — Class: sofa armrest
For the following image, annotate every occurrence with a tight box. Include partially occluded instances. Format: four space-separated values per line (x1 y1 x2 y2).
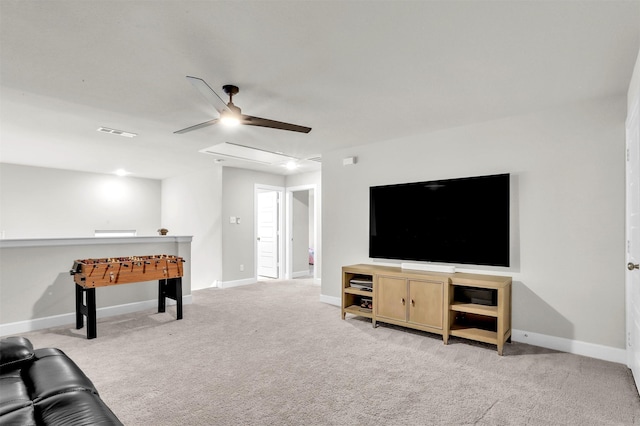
0 337 34 373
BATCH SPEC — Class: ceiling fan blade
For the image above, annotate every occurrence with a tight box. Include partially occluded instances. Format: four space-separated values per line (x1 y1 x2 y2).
186 76 229 114
174 118 219 134
241 115 312 133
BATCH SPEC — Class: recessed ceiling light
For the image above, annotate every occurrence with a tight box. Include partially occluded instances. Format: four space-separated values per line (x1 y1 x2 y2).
114 169 130 177
97 127 137 138
285 161 298 170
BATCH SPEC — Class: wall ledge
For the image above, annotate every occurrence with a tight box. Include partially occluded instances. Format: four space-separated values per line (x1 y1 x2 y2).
0 235 193 248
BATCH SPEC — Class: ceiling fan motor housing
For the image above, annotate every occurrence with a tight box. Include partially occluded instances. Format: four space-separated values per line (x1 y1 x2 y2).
222 84 239 96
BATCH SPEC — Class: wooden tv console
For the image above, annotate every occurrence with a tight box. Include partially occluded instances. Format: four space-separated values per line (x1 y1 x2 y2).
341 264 512 355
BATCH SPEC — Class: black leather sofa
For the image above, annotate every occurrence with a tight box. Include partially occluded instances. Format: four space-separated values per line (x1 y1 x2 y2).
0 336 122 425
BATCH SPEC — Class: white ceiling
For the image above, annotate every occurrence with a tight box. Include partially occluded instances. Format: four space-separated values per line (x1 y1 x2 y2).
1 1 639 180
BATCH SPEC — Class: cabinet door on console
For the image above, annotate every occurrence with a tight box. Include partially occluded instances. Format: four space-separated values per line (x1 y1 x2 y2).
376 276 407 322
408 279 443 329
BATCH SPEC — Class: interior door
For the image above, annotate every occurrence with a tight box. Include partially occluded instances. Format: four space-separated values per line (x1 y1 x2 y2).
257 191 279 278
627 95 640 390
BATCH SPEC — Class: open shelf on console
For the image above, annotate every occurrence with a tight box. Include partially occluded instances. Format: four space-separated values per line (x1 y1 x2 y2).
450 302 498 317
449 325 498 344
344 304 374 319
344 286 373 296
450 312 497 344
342 267 375 326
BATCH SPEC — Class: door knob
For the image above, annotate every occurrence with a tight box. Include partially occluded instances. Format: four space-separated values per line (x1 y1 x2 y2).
629 262 640 271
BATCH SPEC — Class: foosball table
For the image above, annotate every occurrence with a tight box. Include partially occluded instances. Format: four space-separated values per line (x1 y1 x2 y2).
70 254 185 339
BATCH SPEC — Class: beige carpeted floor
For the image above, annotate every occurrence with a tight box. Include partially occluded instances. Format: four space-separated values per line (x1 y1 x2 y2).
14 278 640 425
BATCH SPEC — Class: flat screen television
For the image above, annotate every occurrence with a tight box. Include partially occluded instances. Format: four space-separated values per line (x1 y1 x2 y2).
369 173 510 267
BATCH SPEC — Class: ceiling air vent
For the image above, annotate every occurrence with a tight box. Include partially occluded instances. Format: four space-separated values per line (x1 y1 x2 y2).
97 127 137 138
307 156 322 163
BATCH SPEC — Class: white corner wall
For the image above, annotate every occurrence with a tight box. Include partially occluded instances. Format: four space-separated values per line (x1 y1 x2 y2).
162 166 223 290
321 96 627 351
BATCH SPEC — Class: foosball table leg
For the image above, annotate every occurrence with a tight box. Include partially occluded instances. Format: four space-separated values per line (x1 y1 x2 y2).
75 284 84 330
75 284 97 339
86 289 97 339
158 278 183 320
174 278 183 320
158 280 166 313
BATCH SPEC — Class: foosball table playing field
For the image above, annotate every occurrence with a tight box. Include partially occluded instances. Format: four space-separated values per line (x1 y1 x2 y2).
70 254 185 339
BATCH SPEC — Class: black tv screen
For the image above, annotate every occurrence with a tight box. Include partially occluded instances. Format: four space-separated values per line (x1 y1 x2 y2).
369 173 510 267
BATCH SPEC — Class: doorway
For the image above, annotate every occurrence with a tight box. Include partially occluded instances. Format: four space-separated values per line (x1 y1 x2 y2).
286 184 318 282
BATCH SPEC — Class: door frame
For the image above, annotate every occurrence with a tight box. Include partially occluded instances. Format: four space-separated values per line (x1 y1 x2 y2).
626 91 639 388
285 184 318 282
254 184 285 280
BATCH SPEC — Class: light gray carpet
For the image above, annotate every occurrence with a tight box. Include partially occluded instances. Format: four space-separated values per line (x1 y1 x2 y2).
15 278 640 425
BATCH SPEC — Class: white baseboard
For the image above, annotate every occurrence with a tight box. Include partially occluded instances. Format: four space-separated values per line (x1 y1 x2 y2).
320 294 341 306
0 295 193 337
511 329 626 364
320 293 626 364
293 270 311 278
220 277 256 289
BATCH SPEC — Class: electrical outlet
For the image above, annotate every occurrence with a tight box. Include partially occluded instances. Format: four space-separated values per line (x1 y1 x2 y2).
240 264 244 272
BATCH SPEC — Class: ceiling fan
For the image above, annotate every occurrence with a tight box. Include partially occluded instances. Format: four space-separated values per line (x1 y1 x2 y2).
174 76 312 134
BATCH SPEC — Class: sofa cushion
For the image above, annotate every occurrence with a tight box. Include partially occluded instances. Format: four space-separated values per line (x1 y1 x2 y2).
0 404 36 425
0 372 32 416
0 336 34 373
27 348 98 402
36 389 123 425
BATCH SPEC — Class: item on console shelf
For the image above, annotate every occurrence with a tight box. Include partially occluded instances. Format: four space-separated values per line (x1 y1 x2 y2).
454 286 497 306
350 275 373 290
359 296 373 312
0 336 123 425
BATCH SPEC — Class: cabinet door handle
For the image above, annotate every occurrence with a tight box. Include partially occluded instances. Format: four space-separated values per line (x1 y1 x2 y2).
401 298 405 305
411 299 415 306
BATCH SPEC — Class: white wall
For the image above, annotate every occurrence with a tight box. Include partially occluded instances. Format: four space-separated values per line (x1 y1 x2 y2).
321 96 626 350
162 166 222 290
0 163 161 238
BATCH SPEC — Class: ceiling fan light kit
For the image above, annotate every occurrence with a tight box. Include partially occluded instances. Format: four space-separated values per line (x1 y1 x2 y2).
220 110 241 126
174 77 311 134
